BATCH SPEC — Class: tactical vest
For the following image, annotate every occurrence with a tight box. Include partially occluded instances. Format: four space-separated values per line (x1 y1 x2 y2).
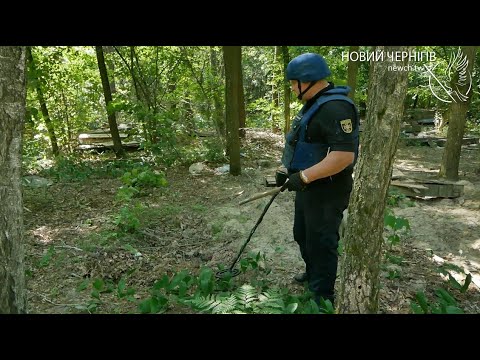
281 86 359 173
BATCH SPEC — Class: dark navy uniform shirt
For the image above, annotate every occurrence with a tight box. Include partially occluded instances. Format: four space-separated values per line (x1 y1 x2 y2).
303 82 358 155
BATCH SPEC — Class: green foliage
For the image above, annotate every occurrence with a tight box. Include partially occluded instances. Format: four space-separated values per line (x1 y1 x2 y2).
76 276 136 313
189 284 288 314
386 254 404 265
436 263 472 293
114 204 142 233
137 258 334 314
386 188 415 208
239 251 265 273
38 245 55 268
386 270 401 280
410 288 464 314
384 212 410 248
117 277 136 301
37 155 159 183
120 167 167 188
138 296 169 314
201 138 227 163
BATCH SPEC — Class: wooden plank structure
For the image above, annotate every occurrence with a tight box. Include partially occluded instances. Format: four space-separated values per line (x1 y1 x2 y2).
78 132 128 144
76 141 141 151
400 136 479 147
76 127 140 152
390 179 464 198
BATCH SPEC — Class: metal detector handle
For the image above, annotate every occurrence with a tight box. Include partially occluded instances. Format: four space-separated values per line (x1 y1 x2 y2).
238 179 289 206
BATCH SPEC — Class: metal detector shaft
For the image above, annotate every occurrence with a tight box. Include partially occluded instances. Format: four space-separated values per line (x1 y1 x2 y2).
228 185 285 271
238 187 282 205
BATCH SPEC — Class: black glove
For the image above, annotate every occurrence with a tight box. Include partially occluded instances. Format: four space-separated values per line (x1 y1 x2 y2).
284 172 307 192
275 169 288 187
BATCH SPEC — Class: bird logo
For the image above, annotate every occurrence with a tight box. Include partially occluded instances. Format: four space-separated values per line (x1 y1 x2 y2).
424 47 472 103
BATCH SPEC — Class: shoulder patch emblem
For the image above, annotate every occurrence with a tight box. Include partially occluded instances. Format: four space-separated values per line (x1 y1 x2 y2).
340 119 352 133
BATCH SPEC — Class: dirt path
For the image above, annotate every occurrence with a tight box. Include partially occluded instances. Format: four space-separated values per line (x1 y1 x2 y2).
23 130 480 314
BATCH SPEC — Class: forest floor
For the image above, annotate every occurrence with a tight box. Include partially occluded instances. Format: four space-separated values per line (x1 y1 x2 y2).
23 129 480 314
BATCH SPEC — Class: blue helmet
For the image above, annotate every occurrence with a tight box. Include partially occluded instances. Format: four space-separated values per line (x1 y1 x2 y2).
286 53 331 82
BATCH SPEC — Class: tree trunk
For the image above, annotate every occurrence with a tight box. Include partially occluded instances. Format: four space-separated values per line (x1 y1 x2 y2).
347 46 359 101
223 46 242 176
282 46 291 135
271 46 281 132
95 46 125 158
210 46 226 139
238 47 246 139
0 46 27 314
337 46 412 314
60 89 72 153
438 46 477 181
26 46 60 157
103 46 116 94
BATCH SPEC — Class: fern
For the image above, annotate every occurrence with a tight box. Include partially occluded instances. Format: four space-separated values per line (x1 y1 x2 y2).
213 295 238 314
186 284 292 314
234 284 258 310
254 291 285 314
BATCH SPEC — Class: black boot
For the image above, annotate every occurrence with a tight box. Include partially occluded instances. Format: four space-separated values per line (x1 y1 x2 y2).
293 272 308 283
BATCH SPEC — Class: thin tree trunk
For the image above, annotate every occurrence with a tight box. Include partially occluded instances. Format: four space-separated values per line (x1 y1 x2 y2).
238 47 246 139
438 46 477 181
271 46 281 132
103 46 116 94
223 46 241 176
210 46 226 139
26 46 60 157
0 46 27 313
282 46 291 135
61 89 72 153
337 46 412 314
95 46 125 158
347 46 359 101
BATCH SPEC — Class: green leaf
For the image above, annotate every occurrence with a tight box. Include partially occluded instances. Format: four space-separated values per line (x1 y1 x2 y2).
384 214 396 229
435 288 457 306
447 274 463 290
178 282 188 298
77 279 89 292
91 289 100 300
167 270 189 291
153 275 170 290
285 303 298 314
461 274 472 293
240 259 249 272
138 298 159 314
117 278 126 295
387 234 400 246
410 302 425 314
92 279 104 291
415 292 430 313
445 306 464 314
394 217 410 231
198 268 214 295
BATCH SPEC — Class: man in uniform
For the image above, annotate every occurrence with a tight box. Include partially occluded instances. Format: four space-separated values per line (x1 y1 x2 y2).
281 52 359 308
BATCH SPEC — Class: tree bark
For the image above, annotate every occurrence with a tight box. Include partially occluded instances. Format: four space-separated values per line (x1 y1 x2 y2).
347 46 359 101
238 47 246 139
223 46 242 176
337 46 412 314
282 46 291 135
0 46 27 313
438 46 477 181
210 46 226 139
103 46 116 94
271 46 281 132
95 46 125 158
26 46 60 157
